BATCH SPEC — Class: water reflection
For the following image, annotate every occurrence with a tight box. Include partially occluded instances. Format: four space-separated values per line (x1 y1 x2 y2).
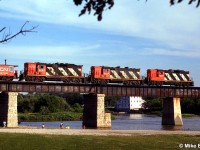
19 114 200 131
129 114 144 119
161 125 182 130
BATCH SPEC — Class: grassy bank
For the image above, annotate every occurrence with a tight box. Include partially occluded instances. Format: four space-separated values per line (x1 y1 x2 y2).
0 133 200 150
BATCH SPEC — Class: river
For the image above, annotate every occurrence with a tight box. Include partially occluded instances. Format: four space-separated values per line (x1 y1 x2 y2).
19 114 200 131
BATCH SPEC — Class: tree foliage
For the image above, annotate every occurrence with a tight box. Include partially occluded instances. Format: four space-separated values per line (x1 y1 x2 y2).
73 0 200 21
142 97 200 115
73 0 114 21
170 0 200 7
181 98 200 115
105 96 119 107
18 93 76 113
142 97 163 110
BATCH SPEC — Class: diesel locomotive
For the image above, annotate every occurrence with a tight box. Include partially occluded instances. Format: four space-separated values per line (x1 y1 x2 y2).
0 61 194 86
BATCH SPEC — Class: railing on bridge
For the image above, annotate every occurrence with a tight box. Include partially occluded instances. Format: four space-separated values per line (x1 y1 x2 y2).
0 81 200 97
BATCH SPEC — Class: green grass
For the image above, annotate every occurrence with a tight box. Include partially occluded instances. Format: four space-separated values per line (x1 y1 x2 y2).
0 133 200 150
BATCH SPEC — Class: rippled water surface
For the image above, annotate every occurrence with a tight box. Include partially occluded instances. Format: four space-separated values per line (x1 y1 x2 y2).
19 114 200 131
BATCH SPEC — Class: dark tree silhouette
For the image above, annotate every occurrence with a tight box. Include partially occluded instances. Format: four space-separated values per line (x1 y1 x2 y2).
73 0 200 21
0 21 38 43
73 0 114 21
170 0 200 7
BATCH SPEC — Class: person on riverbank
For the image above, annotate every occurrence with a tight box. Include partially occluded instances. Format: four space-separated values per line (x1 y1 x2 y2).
41 123 45 129
3 121 6 128
60 122 64 129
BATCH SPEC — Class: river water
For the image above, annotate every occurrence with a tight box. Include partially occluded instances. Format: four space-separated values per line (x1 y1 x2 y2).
19 114 200 131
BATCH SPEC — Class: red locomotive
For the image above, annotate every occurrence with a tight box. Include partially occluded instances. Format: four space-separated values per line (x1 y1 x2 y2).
146 69 193 86
0 60 18 81
0 60 194 86
89 66 143 85
20 62 84 83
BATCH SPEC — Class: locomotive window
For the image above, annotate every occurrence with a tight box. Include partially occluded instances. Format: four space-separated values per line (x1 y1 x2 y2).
40 65 44 69
103 69 109 73
9 66 13 72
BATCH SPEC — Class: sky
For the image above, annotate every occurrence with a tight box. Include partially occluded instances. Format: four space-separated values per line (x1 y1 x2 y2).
0 0 200 86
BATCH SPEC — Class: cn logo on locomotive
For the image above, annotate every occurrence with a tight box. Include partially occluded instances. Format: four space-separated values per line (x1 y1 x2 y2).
0 68 9 72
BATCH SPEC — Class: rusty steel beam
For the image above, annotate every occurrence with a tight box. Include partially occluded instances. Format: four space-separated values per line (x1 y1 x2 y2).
0 81 200 97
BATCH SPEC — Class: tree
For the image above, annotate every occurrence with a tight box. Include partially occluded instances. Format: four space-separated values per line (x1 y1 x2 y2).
142 97 163 110
170 0 200 7
73 0 114 21
0 21 38 43
73 0 200 21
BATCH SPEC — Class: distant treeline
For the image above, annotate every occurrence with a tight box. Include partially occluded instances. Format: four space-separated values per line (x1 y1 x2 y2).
17 93 119 121
18 93 200 122
142 97 200 115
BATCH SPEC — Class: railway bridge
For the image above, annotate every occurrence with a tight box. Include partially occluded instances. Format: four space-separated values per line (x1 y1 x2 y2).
0 81 200 128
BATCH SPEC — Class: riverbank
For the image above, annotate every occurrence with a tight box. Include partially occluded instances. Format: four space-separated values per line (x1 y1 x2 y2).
1 128 200 136
1 130 200 150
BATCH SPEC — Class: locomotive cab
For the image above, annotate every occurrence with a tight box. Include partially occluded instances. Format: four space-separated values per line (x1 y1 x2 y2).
147 69 165 81
0 60 18 81
23 62 46 82
89 66 110 84
24 63 46 76
146 69 165 85
91 66 110 79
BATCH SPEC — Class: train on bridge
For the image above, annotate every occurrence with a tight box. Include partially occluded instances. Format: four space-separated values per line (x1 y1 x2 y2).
0 60 194 86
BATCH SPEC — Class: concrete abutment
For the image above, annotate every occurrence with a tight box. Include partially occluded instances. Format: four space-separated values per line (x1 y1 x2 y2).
83 94 111 128
162 97 183 126
0 92 18 127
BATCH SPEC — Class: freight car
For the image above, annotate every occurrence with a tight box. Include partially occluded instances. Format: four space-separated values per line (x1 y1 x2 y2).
146 69 194 86
88 66 144 85
0 60 18 81
19 62 84 83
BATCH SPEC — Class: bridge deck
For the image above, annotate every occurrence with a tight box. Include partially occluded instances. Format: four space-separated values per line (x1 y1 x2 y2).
0 81 200 97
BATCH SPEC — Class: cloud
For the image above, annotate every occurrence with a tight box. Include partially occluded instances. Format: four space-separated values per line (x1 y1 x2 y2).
0 43 101 62
142 48 200 58
0 0 200 58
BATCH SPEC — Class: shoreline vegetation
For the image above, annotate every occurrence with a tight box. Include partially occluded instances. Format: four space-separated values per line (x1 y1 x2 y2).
18 111 200 122
18 112 83 122
17 93 200 122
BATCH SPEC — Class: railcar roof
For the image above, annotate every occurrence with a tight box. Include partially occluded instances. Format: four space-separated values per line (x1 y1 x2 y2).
0 64 18 67
102 66 140 70
25 62 83 67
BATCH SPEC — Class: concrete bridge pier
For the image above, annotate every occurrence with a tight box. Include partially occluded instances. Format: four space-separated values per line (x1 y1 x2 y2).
162 97 183 126
0 92 18 127
83 94 111 128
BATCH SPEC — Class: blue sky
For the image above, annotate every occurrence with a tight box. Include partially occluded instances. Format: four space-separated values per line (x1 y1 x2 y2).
0 0 200 86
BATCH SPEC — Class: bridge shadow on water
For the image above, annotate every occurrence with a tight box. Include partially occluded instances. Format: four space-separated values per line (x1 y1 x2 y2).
161 125 182 131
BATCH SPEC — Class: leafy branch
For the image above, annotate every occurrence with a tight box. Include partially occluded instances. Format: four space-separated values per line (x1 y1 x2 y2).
170 0 200 7
73 0 200 21
73 0 114 21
